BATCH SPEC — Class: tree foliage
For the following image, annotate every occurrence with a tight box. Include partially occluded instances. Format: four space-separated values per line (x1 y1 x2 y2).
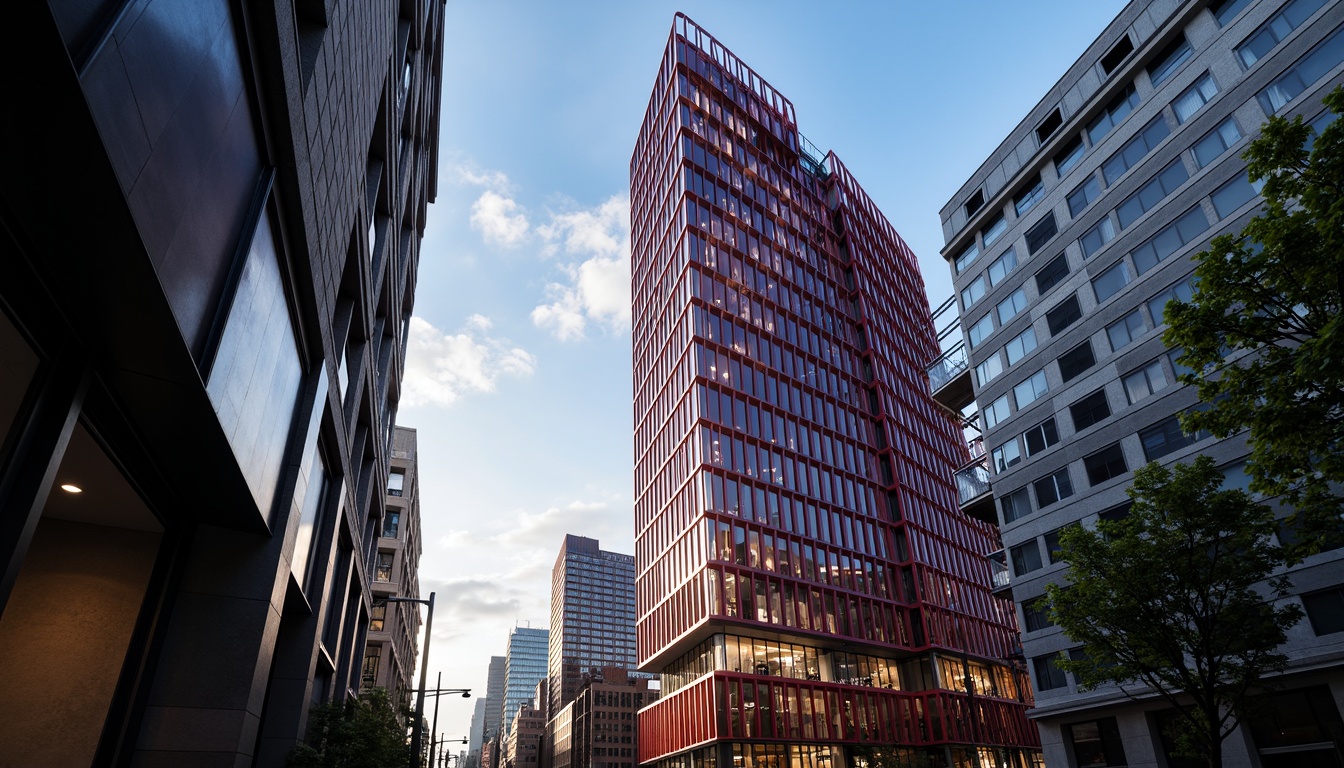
287 688 411 768
1046 458 1302 768
1164 86 1344 553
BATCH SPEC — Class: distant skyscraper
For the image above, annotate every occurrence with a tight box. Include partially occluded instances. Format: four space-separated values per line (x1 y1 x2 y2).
501 626 549 739
547 535 638 715
485 654 507 741
630 14 1040 768
468 697 488 768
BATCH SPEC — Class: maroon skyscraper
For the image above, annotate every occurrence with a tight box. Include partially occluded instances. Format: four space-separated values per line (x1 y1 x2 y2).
630 16 1041 768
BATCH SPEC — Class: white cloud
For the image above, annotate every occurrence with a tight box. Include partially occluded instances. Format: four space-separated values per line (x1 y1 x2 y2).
531 194 631 340
454 167 510 191
470 190 530 248
402 316 536 407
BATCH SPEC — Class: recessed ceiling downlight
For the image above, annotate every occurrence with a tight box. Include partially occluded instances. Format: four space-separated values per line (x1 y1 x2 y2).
60 484 83 493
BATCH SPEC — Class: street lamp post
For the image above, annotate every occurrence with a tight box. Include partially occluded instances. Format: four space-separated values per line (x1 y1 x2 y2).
385 591 435 768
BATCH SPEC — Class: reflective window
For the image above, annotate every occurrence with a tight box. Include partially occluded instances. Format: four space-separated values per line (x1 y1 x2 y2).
1022 596 1054 632
1302 590 1344 635
983 395 1011 430
1211 174 1265 218
1211 0 1253 26
1117 160 1190 229
1015 175 1046 217
1013 370 1049 408
1258 27 1344 114
1172 73 1219 123
955 242 980 274
961 275 987 309
1087 85 1140 145
976 353 1004 387
982 214 1009 247
370 600 387 631
1132 207 1210 274
1005 327 1038 366
1069 718 1127 767
1102 115 1171 184
997 288 1028 324
388 469 405 496
1140 416 1210 461
1001 487 1033 523
1068 175 1101 217
1080 216 1116 258
992 438 1022 473
987 247 1018 285
1107 309 1146 351
1237 0 1328 68
1034 654 1068 691
1012 542 1043 576
1045 527 1070 564
967 314 995 349
206 211 304 517
375 551 394 581
1147 281 1196 327
1192 118 1242 168
1123 360 1169 403
1147 36 1193 87
1055 135 1086 175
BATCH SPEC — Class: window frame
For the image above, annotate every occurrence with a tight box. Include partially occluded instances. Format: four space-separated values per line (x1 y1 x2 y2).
1084 443 1129 486
1046 294 1083 336
1071 390 1112 432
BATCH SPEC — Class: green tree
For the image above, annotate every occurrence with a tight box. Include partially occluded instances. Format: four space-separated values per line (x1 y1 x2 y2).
1046 458 1302 768
287 688 411 768
1164 86 1344 553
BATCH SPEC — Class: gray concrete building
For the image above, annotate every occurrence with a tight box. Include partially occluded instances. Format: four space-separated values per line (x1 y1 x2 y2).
363 426 425 713
930 1 1344 766
0 1 446 765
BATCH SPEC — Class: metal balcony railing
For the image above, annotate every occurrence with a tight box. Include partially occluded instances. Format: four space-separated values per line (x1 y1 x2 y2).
987 550 1010 592
927 343 970 394
954 456 992 506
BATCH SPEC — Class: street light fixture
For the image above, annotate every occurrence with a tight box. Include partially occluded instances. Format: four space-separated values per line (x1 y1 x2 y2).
384 592 435 768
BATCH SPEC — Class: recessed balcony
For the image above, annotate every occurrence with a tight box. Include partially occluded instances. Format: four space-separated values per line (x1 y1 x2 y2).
954 455 996 526
986 549 1012 597
927 342 975 413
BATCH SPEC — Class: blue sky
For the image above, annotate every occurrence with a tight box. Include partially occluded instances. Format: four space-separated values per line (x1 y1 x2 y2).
404 0 1128 743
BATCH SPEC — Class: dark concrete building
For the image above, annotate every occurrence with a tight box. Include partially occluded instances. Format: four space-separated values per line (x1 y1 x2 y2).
932 1 1344 766
363 426 425 711
0 0 446 765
